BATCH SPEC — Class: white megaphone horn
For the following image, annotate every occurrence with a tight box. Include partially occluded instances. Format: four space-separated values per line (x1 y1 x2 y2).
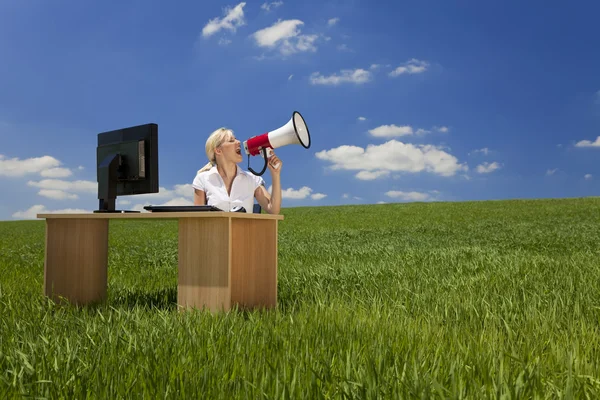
243 111 311 176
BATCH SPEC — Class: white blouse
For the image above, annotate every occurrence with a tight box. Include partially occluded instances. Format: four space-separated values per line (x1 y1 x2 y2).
192 166 265 213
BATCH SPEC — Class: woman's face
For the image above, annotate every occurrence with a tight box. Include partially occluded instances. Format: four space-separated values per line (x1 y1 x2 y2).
216 133 243 164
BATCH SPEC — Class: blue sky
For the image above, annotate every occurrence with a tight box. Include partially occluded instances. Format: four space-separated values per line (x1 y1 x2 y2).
1 0 599 220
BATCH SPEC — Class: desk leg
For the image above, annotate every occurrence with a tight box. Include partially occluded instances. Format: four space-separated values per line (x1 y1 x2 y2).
231 219 278 310
44 219 108 305
178 218 231 312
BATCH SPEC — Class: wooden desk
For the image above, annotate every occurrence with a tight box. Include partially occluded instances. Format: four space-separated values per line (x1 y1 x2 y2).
36 212 284 312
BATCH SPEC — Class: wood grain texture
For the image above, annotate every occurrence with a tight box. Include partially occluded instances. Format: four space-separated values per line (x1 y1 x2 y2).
44 218 108 305
177 217 231 312
230 218 278 310
37 212 283 220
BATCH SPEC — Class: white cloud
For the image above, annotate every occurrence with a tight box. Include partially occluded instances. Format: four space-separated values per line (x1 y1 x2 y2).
370 124 432 138
277 186 324 200
358 116 367 121
546 168 558 176
163 197 194 206
310 69 372 85
470 148 490 156
38 189 78 200
315 140 468 177
12 205 90 220
261 1 283 11
369 125 413 137
106 185 196 212
385 191 433 202
41 167 72 178
288 74 293 80
355 170 390 180
341 194 361 201
202 2 246 38
12 181 198 219
328 17 339 26
283 34 318 55
282 186 312 199
476 161 501 174
435 126 449 133
368 125 441 138
585 174 593 180
123 184 194 206
218 38 232 46
27 179 97 193
336 44 352 52
0 154 62 177
252 19 318 55
12 176 325 219
575 136 600 147
389 59 429 77
173 183 194 197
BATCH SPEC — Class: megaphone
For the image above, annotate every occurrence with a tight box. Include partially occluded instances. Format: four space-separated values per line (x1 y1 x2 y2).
243 111 311 176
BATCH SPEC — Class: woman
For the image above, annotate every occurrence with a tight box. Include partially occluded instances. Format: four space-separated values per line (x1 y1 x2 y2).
192 127 282 214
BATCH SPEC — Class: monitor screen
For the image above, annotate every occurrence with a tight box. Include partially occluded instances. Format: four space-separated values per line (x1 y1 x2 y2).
95 123 158 212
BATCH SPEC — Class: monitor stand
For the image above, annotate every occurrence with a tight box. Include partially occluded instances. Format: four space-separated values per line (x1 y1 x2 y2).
94 199 140 213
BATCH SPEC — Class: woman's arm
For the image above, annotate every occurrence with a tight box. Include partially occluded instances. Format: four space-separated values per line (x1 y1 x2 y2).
194 189 207 205
254 152 282 214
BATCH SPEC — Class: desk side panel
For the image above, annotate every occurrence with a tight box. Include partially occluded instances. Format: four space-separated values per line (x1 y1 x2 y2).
44 219 108 305
178 218 231 312
230 218 278 309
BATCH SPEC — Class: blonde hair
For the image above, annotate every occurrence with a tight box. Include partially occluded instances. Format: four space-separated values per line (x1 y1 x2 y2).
198 127 235 173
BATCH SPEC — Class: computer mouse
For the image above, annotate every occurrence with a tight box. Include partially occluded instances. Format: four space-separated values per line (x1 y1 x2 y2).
231 206 247 213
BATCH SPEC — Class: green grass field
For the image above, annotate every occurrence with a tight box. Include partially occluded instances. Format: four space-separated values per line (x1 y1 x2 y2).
1 198 600 399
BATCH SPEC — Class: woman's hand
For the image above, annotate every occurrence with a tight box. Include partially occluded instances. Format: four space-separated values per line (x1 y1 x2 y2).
267 150 282 176
260 149 282 214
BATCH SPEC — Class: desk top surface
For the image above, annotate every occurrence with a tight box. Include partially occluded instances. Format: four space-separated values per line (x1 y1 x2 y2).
37 212 284 220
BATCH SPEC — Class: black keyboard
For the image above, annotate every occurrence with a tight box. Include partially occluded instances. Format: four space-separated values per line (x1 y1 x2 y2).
143 205 222 212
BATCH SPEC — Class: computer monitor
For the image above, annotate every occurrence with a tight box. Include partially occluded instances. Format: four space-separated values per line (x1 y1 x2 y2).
95 123 159 213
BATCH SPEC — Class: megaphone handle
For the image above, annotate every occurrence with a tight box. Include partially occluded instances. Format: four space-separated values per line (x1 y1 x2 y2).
266 148 280 170
247 148 268 176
